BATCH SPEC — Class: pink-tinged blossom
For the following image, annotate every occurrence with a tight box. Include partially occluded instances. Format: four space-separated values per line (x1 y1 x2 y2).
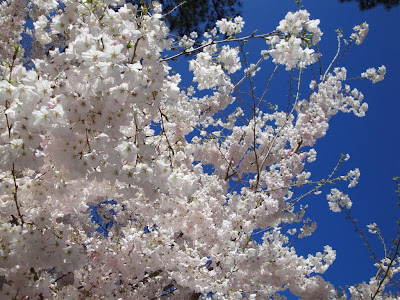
327 188 352 212
266 10 322 70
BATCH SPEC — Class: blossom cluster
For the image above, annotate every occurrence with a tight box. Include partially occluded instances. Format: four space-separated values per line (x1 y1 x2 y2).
266 10 322 70
362 65 386 83
351 22 369 45
0 0 395 299
0 0 27 61
326 188 352 212
216 16 245 36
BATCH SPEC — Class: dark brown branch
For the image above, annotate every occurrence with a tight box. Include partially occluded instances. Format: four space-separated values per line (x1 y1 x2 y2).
12 163 24 225
159 108 175 165
161 32 275 62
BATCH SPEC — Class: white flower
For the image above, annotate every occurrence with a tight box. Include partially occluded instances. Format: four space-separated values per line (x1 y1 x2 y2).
178 35 196 49
267 10 321 70
36 30 52 45
32 106 50 126
346 168 360 188
351 22 369 45
327 188 352 212
103 43 125 62
116 141 138 161
298 220 317 238
244 63 260 77
367 222 379 234
216 16 244 36
218 46 241 74
34 15 48 30
361 65 386 83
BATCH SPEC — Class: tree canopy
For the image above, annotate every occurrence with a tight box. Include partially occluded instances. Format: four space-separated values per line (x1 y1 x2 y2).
340 0 400 10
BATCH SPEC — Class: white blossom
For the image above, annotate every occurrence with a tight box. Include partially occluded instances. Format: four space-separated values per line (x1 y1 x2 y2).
327 188 352 212
351 22 369 45
362 65 386 83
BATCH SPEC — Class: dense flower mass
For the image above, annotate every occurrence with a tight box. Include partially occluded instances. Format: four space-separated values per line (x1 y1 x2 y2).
0 0 397 299
266 10 322 70
351 22 369 45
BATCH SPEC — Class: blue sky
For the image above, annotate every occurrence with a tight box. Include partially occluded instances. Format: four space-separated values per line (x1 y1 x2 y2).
236 0 400 293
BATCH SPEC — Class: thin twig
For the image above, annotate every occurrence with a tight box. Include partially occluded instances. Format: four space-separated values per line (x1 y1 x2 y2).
259 68 303 171
162 1 186 17
12 163 24 225
322 33 341 82
161 32 275 62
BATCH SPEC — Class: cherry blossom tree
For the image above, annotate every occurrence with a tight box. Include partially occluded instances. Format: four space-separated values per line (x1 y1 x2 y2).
0 0 399 299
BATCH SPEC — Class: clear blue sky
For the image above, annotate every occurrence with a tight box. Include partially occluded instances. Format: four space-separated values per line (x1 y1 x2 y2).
237 0 400 293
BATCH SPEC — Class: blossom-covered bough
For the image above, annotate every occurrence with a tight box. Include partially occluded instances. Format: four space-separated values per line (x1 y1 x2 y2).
0 0 398 299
